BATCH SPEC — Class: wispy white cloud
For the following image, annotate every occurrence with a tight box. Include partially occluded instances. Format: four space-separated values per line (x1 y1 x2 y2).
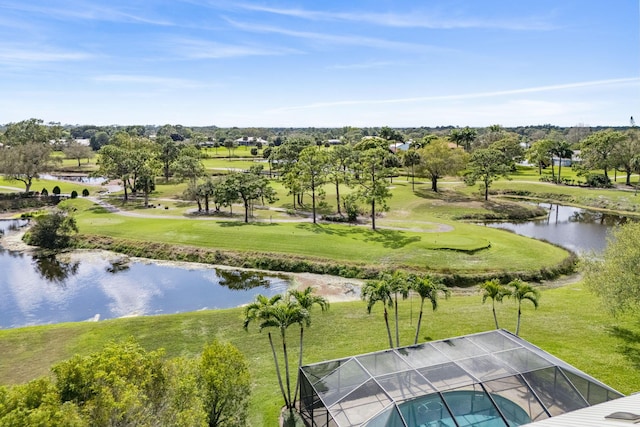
326 61 399 70
267 78 640 112
0 45 93 65
0 1 174 26
225 18 450 52
236 4 557 31
93 74 206 89
171 37 302 59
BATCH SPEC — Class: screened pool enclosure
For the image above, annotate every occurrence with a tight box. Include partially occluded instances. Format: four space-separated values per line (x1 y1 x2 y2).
299 330 622 427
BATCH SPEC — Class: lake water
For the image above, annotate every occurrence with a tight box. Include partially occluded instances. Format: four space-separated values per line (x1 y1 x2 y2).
0 220 288 328
482 203 630 253
0 203 628 328
39 173 107 185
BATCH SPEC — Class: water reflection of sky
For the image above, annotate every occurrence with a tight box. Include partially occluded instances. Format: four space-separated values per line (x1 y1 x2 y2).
484 204 628 254
0 245 288 329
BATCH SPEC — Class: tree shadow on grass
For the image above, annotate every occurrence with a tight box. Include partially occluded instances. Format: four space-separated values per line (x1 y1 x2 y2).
295 223 420 249
606 325 640 369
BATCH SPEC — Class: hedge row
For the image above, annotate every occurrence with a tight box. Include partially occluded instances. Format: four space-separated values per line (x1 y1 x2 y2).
72 235 578 288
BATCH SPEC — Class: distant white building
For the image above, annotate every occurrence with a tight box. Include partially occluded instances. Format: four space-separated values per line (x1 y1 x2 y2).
235 137 268 146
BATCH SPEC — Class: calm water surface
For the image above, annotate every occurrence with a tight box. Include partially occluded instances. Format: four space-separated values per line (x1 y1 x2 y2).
0 220 288 328
483 203 630 253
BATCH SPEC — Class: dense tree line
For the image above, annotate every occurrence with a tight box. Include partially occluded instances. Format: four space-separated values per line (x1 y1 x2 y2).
2 119 640 224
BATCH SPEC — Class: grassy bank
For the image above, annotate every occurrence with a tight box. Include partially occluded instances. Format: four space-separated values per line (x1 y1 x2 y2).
66 198 573 281
0 283 638 425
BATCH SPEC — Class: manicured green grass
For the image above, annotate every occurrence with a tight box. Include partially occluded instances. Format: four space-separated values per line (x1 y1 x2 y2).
0 283 637 425
68 198 568 274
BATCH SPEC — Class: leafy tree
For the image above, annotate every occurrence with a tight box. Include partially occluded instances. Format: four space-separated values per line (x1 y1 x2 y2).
172 145 205 186
449 126 477 151
583 221 640 316
89 131 110 151
63 140 94 167
580 130 626 181
0 378 85 426
351 146 392 230
327 145 353 216
157 136 180 183
480 279 511 329
198 340 251 427
490 134 525 169
0 143 59 192
197 178 217 213
526 139 554 175
613 129 640 185
362 279 394 348
410 275 450 344
417 139 467 192
295 146 330 223
226 171 277 223
2 118 50 144
52 338 168 427
25 210 78 249
509 279 540 336
464 148 511 200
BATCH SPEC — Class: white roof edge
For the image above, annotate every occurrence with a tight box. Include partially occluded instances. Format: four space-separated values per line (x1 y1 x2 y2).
522 393 640 426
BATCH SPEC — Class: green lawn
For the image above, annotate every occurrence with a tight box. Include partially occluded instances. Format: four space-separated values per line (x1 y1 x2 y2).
68 197 569 275
0 283 637 425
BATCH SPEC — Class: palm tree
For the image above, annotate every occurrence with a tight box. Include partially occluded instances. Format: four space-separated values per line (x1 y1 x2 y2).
288 287 329 406
362 279 394 348
509 279 540 336
381 271 411 347
243 294 309 411
411 276 450 344
553 140 574 184
480 279 511 329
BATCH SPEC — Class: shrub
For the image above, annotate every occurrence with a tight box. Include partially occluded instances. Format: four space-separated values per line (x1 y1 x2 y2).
23 210 78 249
41 188 49 196
82 188 89 197
52 186 61 195
585 174 612 188
70 190 78 199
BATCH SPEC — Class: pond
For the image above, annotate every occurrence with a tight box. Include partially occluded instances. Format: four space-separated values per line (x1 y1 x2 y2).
0 220 288 329
39 173 107 185
482 203 631 253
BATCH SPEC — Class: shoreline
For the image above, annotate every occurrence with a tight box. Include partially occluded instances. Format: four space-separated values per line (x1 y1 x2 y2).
0 228 365 303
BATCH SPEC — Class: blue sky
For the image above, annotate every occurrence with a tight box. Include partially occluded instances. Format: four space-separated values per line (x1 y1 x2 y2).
1 0 638 127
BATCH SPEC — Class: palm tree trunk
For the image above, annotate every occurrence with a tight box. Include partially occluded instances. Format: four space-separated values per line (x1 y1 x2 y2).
383 308 394 348
492 301 499 329
281 330 293 409
558 158 563 183
293 327 304 407
516 304 522 336
394 293 400 347
414 300 425 345
335 180 341 215
268 332 290 409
